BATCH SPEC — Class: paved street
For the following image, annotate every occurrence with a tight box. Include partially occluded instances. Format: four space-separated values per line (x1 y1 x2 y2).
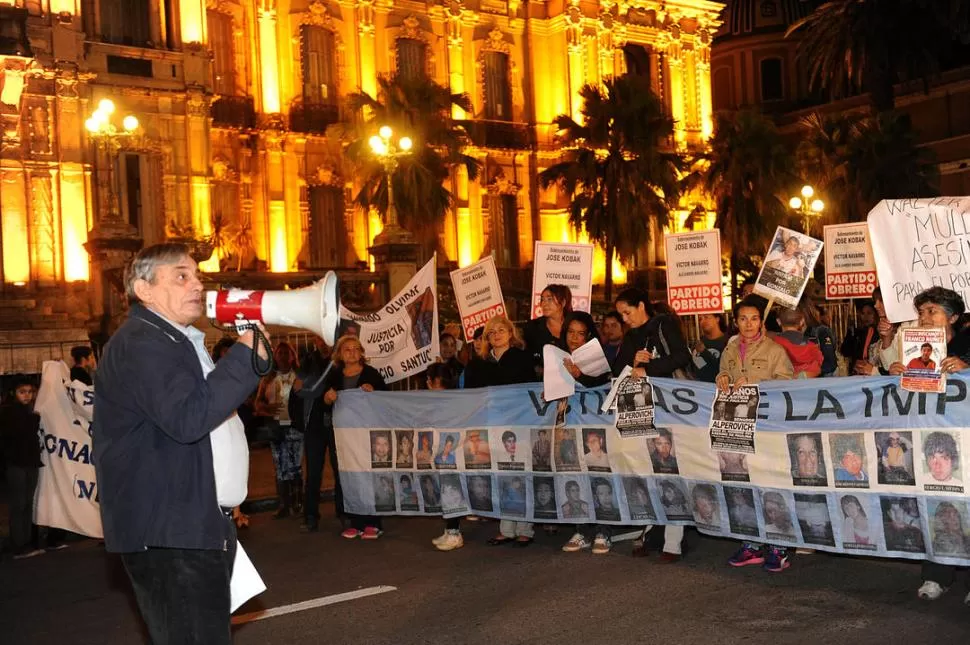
3 504 970 645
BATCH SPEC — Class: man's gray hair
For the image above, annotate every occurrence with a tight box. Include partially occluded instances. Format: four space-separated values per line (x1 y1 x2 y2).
124 242 191 305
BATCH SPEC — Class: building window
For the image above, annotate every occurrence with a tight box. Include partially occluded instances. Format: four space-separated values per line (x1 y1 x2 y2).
483 51 512 121
100 0 152 47
308 185 346 267
301 25 337 104
120 153 143 232
486 193 519 267
208 10 235 96
396 38 427 81
622 43 652 83
760 58 784 102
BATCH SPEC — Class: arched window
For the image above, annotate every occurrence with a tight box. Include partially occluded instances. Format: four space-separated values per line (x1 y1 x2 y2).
308 185 347 267
622 43 652 83
397 38 427 81
208 10 235 96
483 51 512 121
302 25 337 105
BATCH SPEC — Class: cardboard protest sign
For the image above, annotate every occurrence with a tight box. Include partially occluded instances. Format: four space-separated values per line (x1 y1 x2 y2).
450 256 506 340
709 385 759 455
899 327 946 394
531 242 594 318
664 230 724 315
867 197 970 323
823 223 878 299
753 227 823 309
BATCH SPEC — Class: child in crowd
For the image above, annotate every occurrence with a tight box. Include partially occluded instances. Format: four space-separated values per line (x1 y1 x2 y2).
772 309 823 378
1 375 45 559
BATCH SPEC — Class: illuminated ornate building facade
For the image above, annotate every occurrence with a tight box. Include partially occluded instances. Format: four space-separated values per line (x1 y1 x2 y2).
0 0 721 354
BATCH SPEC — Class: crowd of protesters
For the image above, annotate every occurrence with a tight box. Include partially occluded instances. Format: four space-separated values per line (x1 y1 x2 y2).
6 276 970 606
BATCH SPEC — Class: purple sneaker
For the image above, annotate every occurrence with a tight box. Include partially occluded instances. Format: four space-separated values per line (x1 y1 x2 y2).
728 544 765 567
763 546 791 573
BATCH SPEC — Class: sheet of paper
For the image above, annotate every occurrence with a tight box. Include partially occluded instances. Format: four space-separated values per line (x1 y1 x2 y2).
571 339 611 377
600 365 632 412
230 541 267 613
543 344 575 401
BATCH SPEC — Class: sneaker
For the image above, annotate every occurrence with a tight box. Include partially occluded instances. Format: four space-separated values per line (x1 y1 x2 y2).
763 547 791 573
728 544 765 567
658 551 682 563
361 526 383 540
918 580 947 601
12 548 45 560
341 528 362 539
431 531 450 547
591 535 612 555
435 531 464 552
562 532 591 552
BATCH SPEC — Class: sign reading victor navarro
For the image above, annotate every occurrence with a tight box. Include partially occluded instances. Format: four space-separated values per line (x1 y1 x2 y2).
531 241 593 317
450 255 506 339
664 229 724 315
823 223 877 299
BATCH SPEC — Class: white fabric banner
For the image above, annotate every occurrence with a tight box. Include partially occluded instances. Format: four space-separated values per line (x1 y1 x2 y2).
33 360 103 539
867 197 970 323
531 242 594 318
450 255 506 340
664 230 724 315
823 223 877 300
341 257 439 383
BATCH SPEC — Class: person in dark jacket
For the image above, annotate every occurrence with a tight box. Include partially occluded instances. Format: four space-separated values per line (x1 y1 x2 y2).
613 288 692 380
1 375 43 559
522 284 572 369
289 337 338 533
692 313 728 383
613 288 691 562
92 243 264 645
297 334 387 540
840 299 877 369
463 315 538 389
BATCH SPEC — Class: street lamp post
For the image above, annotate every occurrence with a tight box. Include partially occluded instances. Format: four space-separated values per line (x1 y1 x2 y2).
788 184 824 236
369 125 415 246
85 98 140 233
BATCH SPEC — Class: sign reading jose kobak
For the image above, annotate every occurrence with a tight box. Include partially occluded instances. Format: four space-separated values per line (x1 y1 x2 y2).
664 230 724 315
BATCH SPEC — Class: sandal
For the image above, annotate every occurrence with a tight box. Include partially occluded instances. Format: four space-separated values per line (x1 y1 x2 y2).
487 535 515 546
513 537 534 547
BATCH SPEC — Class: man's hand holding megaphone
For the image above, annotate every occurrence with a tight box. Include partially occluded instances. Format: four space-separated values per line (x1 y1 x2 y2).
236 322 271 361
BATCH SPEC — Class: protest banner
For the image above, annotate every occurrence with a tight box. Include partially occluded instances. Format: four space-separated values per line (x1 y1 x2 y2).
709 385 759 455
450 255 506 340
531 241 594 318
664 230 724 315
868 197 970 323
823 223 878 299
753 227 824 310
33 361 103 539
341 256 438 384
334 373 970 565
899 327 947 394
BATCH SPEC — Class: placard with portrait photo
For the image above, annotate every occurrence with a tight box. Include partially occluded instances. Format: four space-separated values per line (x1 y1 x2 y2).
622 476 657 522
880 495 925 553
725 486 759 538
498 475 527 517
875 431 916 486
370 430 392 469
394 430 414 469
434 431 459 470
418 474 441 514
838 494 877 551
531 427 553 472
690 482 722 531
591 476 621 522
558 476 591 520
920 430 963 493
463 429 492 470
657 477 692 522
415 431 434 470
533 476 558 520
467 474 494 513
928 499 970 558
786 432 828 486
397 472 420 512
373 473 396 512
440 473 467 514
795 493 835 547
761 490 798 543
648 428 679 475
496 429 526 471
554 426 581 472
829 433 868 488
582 427 611 472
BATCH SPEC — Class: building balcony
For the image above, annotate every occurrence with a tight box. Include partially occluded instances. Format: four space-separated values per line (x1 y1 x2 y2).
458 119 533 150
211 95 256 130
289 102 340 135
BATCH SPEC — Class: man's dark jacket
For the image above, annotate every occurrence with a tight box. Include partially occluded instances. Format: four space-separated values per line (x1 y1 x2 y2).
92 304 260 553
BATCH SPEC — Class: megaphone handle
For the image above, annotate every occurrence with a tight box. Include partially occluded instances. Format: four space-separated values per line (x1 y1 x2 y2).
236 322 275 377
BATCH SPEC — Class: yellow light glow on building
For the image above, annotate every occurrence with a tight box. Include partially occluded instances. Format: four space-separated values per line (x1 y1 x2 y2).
258 10 281 114
367 209 383 270
60 167 89 281
2 209 30 284
268 200 288 272
456 207 472 267
49 0 77 14
180 0 206 44
191 178 220 272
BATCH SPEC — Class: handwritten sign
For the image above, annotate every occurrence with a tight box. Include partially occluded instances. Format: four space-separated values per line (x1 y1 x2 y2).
823 223 878 300
867 197 970 323
450 256 506 340
664 230 724 315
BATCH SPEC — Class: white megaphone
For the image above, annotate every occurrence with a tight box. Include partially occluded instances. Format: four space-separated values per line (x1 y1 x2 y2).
205 271 341 345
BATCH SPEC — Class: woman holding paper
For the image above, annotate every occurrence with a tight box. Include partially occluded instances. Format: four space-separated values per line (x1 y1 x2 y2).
562 311 611 388
716 296 794 573
523 284 573 370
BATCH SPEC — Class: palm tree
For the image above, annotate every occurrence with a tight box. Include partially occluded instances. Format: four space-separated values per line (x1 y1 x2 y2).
337 74 481 260
700 110 794 304
798 110 938 222
538 76 684 302
788 0 968 113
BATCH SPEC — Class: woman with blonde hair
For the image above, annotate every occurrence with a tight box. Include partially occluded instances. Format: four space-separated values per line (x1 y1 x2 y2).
293 334 387 539
463 316 536 388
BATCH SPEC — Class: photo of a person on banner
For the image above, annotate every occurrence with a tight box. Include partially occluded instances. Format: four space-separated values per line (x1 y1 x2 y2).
613 287 692 562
